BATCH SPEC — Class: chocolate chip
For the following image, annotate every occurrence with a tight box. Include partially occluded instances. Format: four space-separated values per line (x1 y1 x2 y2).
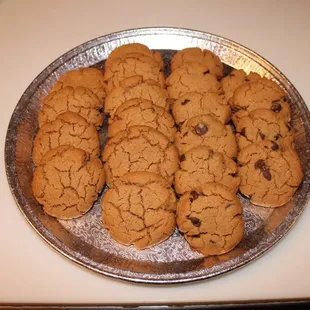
271 141 279 151
209 240 216 244
190 191 199 201
274 133 282 141
181 99 190 105
203 69 210 75
189 217 201 227
245 78 250 82
195 123 208 136
240 127 246 136
281 96 291 103
263 169 272 181
232 157 238 163
180 154 186 162
271 101 282 113
254 159 266 170
259 132 266 140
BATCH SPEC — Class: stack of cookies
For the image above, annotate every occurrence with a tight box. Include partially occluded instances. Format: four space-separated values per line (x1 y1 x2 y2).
32 68 106 219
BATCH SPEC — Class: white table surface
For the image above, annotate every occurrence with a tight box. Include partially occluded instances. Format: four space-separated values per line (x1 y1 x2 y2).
1 0 310 304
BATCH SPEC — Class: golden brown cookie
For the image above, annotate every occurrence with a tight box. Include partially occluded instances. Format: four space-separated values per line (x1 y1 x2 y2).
232 108 294 150
175 146 240 194
102 125 179 186
108 98 177 141
51 68 106 102
230 78 290 121
39 86 103 128
32 146 105 219
33 111 100 166
171 48 223 78
238 140 303 207
166 62 222 99
220 69 261 102
175 114 237 157
105 43 164 69
177 183 244 256
104 75 169 117
172 91 231 125
103 53 165 92
102 172 176 249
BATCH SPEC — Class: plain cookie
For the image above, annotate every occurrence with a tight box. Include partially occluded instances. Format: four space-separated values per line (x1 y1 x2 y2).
32 146 105 219
177 183 244 256
102 125 179 186
102 172 176 249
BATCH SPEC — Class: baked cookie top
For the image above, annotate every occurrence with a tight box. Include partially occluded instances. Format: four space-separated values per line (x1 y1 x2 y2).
220 69 261 102
238 140 303 207
51 68 106 102
105 43 164 69
39 86 103 128
104 75 169 117
108 98 177 141
166 62 222 99
102 171 176 250
171 48 223 78
172 91 231 125
175 114 237 157
32 145 105 219
233 108 294 150
102 125 179 186
33 111 100 166
103 53 165 92
230 78 290 121
175 146 240 194
177 183 244 256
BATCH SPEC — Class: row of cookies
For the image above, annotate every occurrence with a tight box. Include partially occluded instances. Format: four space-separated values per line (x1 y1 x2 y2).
221 71 303 207
32 68 107 219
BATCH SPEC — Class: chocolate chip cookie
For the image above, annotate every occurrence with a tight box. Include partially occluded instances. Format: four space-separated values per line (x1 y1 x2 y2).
177 183 244 256
32 146 105 219
102 171 176 250
238 140 303 207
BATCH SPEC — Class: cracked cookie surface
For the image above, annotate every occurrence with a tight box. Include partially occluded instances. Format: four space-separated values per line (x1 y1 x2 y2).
105 43 164 69
102 125 179 186
232 108 294 149
177 183 244 256
172 91 231 125
103 54 165 92
33 111 100 166
104 76 169 117
102 171 176 249
175 146 240 194
39 86 103 128
108 98 177 141
171 48 223 78
51 68 106 101
175 114 237 157
220 69 261 102
166 62 222 99
32 145 105 219
230 78 290 121
238 140 303 207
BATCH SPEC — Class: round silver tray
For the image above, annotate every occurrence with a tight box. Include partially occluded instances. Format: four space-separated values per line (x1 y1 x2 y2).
5 27 310 284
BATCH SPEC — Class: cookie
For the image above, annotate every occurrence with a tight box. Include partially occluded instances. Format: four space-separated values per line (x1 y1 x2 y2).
238 140 303 207
172 91 231 125
175 146 240 194
32 146 105 219
177 183 244 256
175 114 237 157
33 111 100 166
51 68 106 102
171 48 223 78
108 98 177 141
232 108 294 150
230 78 290 121
166 62 222 99
102 172 176 249
104 75 169 117
220 69 261 102
102 125 179 186
105 43 164 69
38 86 103 128
103 53 165 92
